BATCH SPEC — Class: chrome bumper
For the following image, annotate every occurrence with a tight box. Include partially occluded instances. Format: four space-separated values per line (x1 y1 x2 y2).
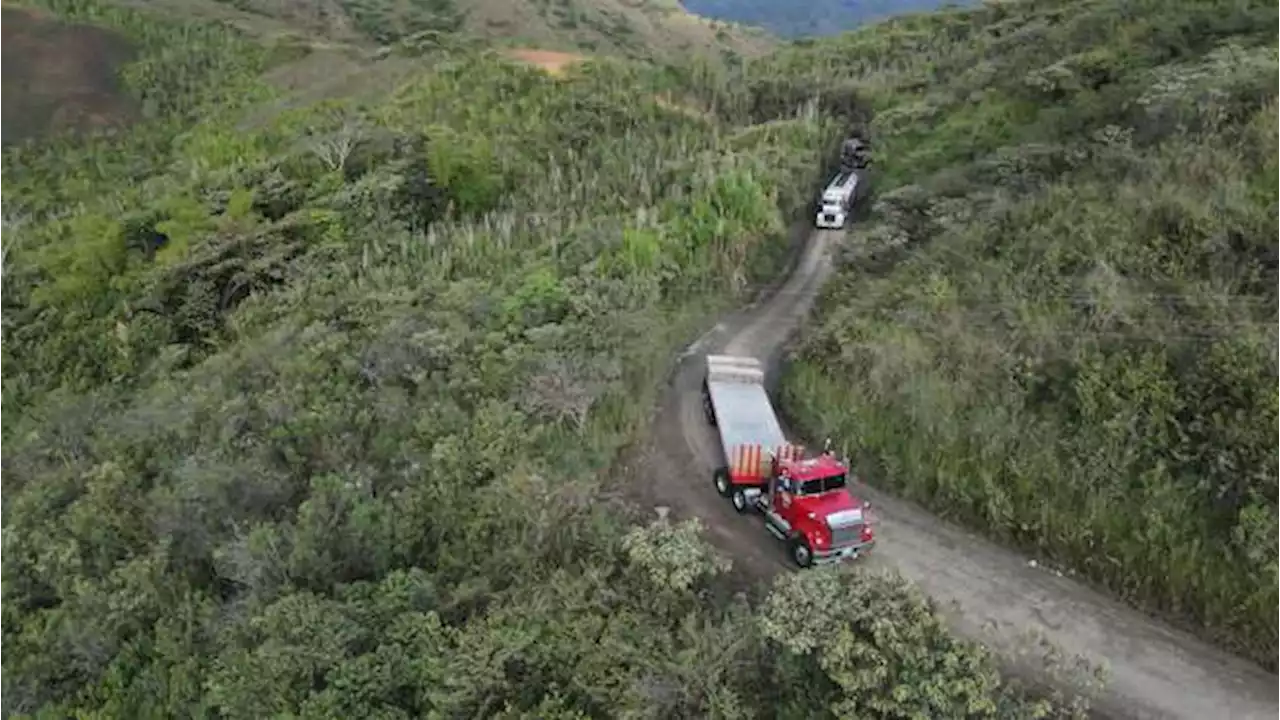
813 540 874 564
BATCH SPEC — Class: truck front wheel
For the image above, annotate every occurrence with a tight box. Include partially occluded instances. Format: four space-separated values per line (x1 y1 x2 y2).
789 537 814 569
713 467 731 497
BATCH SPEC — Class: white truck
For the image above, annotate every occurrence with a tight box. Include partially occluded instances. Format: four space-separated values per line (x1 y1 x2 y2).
700 355 875 567
814 170 859 230
815 135 871 230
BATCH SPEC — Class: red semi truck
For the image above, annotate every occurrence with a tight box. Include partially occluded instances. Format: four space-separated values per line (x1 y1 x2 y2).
701 354 875 568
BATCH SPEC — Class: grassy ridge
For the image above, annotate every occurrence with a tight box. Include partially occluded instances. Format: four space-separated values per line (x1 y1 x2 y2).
2 1 1095 716
80 0 775 61
777 0 1279 667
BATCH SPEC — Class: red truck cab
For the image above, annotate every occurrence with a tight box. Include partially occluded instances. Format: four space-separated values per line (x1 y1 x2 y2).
764 451 875 567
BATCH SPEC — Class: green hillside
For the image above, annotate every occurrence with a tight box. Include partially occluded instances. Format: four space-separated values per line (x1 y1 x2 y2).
116 0 774 60
777 0 1278 669
0 0 1098 718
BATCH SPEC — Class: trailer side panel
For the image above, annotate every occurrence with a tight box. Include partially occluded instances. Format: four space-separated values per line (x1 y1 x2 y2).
705 355 789 482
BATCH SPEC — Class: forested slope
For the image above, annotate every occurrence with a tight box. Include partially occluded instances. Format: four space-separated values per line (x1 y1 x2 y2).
776 0 1279 669
2 0 1092 717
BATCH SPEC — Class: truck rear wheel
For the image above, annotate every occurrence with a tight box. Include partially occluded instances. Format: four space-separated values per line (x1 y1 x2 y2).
731 487 750 514
789 537 814 569
713 467 731 497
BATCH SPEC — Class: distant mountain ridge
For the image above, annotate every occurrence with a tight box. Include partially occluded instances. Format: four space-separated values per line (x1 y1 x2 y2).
681 0 974 36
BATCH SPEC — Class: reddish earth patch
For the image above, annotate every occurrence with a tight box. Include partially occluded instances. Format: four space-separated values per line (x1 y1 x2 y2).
503 48 587 77
2 7 139 144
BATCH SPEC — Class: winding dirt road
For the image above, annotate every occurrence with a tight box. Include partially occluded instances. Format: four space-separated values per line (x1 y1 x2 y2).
632 223 1280 719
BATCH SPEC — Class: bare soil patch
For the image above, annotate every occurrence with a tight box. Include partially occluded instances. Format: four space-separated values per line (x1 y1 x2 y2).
2 7 140 144
503 48 587 76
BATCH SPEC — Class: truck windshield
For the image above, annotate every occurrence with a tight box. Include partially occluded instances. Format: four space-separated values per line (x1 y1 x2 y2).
798 473 847 495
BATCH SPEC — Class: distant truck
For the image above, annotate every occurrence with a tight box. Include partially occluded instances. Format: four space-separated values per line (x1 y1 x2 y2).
840 135 871 173
700 355 876 567
815 170 859 230
814 136 871 230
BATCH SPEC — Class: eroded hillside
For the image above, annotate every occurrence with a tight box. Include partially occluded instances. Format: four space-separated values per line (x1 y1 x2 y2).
1 7 138 143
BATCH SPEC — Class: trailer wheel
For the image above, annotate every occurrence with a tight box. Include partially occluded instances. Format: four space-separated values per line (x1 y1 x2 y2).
731 487 750 514
713 467 731 498
789 537 814 569
702 393 716 426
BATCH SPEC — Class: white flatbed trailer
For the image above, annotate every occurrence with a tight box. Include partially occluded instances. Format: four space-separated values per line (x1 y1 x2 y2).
704 355 786 452
701 355 803 493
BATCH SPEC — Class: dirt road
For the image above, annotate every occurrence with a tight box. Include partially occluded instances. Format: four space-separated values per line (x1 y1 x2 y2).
634 224 1280 720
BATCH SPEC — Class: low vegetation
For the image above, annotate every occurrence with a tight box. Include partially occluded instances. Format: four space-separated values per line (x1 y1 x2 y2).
2 0 1097 717
778 0 1279 668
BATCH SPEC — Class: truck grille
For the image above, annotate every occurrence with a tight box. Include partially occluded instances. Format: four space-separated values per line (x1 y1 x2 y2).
830 523 864 548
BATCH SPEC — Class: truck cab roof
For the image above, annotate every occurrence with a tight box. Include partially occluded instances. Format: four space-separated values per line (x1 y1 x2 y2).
777 453 846 481
780 455 866 520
